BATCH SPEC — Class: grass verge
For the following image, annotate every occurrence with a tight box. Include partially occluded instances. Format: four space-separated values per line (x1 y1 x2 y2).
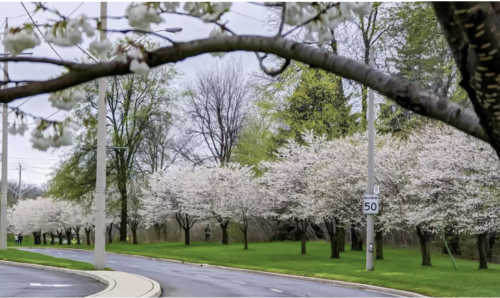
11 238 500 297
0 248 97 270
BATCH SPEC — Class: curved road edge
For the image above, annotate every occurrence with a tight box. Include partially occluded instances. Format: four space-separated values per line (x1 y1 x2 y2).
0 259 161 298
18 247 427 297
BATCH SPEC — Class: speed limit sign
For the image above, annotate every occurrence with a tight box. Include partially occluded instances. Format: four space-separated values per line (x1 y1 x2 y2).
363 194 379 214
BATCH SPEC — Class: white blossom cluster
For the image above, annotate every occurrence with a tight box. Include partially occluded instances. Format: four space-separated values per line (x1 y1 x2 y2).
29 118 80 151
2 26 41 56
8 197 93 237
48 88 85 110
283 2 372 42
126 3 164 32
44 14 95 47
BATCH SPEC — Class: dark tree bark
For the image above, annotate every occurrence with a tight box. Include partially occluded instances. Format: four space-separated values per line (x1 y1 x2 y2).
301 232 307 255
339 227 345 252
375 230 384 260
75 227 81 245
218 218 230 245
106 224 113 244
416 226 432 266
132 228 138 245
65 228 72 245
324 218 340 259
154 223 164 242
57 231 63 245
175 213 197 246
42 233 47 245
477 232 488 269
486 230 496 262
50 232 55 245
33 232 41 245
184 227 190 245
350 226 363 251
84 228 92 245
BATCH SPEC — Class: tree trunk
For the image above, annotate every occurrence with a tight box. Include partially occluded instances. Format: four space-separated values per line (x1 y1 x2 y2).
184 227 190 245
42 233 47 245
75 228 81 245
375 230 384 260
486 230 496 262
339 227 345 252
324 218 340 259
301 232 307 255
118 175 128 242
66 230 72 245
57 232 63 245
350 226 363 251
85 228 91 245
219 219 229 245
243 229 248 250
132 228 138 245
416 226 431 266
107 225 113 244
154 223 162 242
33 232 41 245
50 232 55 245
477 232 488 269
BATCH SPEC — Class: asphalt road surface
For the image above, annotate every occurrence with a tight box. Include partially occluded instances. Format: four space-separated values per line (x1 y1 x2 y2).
0 263 106 297
22 248 393 297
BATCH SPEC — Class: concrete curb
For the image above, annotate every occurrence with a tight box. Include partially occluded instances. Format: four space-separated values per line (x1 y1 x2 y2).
0 259 161 298
21 247 426 297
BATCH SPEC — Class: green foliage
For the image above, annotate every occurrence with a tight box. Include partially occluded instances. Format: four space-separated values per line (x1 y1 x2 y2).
377 2 459 135
274 63 357 143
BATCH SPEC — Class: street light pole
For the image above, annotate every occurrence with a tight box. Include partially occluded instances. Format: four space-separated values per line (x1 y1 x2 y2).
94 1 108 270
0 17 7 250
366 47 375 271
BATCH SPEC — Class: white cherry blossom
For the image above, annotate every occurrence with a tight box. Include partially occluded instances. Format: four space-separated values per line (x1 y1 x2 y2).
2 27 41 55
126 3 164 32
89 39 112 55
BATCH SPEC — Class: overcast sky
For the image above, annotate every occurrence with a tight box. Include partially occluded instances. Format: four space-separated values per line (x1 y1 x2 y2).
1 2 271 186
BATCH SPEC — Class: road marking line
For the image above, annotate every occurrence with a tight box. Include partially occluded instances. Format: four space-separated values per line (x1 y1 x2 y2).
161 269 171 272
30 283 72 287
58 253 63 255
270 289 283 293
131 264 141 267
196 275 209 278
71 255 78 257
232 280 246 284
107 261 117 263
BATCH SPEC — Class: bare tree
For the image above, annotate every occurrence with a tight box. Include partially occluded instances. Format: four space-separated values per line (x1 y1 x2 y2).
185 56 251 165
184 56 250 244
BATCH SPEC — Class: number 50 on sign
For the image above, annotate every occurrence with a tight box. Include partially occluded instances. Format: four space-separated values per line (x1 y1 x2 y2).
363 194 379 214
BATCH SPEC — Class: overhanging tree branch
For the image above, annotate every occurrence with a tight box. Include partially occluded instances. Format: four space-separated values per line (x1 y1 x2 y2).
0 35 487 144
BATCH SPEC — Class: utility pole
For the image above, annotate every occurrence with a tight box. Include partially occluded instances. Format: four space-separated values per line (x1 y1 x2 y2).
365 47 376 271
0 17 7 250
94 2 107 270
17 164 22 201
0 18 33 250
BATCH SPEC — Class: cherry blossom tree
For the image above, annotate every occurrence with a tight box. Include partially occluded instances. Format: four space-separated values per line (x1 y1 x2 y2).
260 132 331 255
203 163 261 249
407 124 500 269
144 164 208 245
313 133 366 258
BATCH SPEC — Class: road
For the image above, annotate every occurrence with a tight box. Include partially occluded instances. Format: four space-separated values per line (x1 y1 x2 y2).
22 248 393 297
0 263 106 297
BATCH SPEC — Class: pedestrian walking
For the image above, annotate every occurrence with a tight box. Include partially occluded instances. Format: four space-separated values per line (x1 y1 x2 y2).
19 234 23 245
204 224 211 242
14 234 18 245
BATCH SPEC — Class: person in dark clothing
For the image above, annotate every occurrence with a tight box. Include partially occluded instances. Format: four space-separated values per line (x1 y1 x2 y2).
19 234 23 245
204 224 211 242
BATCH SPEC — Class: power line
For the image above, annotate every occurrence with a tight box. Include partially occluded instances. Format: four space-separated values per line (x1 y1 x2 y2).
230 9 267 24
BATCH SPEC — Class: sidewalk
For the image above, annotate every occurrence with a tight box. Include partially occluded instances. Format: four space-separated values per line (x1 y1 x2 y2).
0 260 161 298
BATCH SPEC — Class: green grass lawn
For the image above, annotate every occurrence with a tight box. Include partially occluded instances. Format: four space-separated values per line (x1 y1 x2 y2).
11 238 500 297
0 248 97 270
